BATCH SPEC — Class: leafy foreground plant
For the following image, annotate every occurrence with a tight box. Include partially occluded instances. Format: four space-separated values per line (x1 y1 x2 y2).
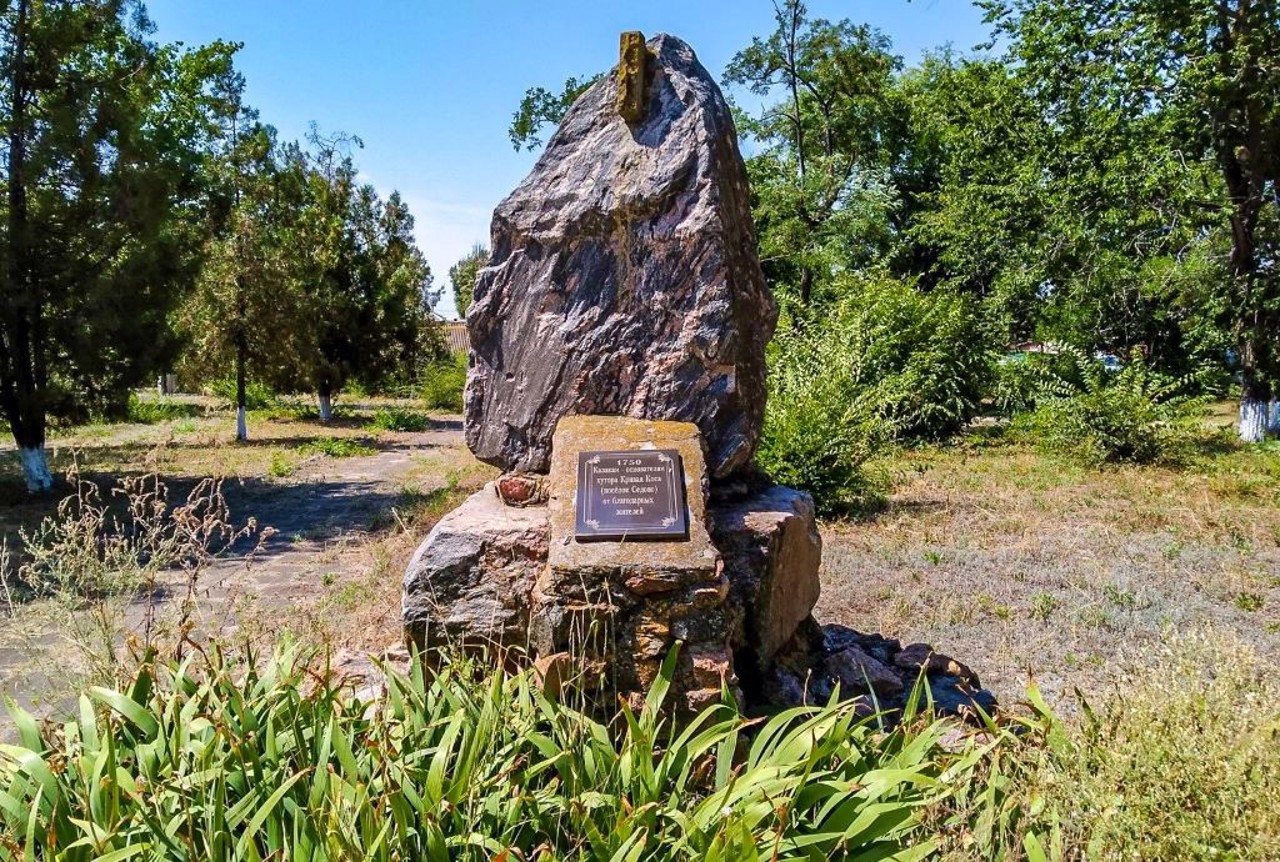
0 646 962 861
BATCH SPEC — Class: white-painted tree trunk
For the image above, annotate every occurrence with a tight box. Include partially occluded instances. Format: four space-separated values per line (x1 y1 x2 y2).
318 394 333 422
19 446 53 492
1240 396 1269 443
236 406 248 441
1268 399 1280 434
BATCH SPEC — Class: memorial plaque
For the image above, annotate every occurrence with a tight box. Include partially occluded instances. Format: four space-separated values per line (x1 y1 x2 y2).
574 449 688 541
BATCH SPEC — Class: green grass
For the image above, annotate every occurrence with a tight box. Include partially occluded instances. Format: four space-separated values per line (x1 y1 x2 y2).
933 628 1280 860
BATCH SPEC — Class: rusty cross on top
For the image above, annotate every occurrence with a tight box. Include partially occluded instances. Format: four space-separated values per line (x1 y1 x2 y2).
616 31 648 123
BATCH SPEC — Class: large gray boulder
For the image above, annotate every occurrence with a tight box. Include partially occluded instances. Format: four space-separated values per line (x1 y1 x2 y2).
464 33 776 480
402 484 547 654
710 485 822 668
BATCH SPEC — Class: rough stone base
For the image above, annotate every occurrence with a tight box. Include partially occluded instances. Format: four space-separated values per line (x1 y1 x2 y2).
401 483 547 658
709 482 822 700
402 480 997 721
765 620 998 722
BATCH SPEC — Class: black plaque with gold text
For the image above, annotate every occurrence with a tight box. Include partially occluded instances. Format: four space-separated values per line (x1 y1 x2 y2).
574 449 688 541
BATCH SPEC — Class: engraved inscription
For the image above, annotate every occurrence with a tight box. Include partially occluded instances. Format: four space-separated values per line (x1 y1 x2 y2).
575 449 688 541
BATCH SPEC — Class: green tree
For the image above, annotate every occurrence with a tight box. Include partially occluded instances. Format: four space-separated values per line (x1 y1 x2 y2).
178 117 306 440
449 243 487 318
723 1 902 312
508 75 599 152
983 0 1280 440
279 128 436 419
0 0 238 488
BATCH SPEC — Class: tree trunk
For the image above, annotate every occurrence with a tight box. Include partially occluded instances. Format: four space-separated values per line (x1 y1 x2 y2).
2 0 50 492
317 382 333 422
235 339 248 441
1268 398 1280 435
18 446 52 492
1239 369 1270 443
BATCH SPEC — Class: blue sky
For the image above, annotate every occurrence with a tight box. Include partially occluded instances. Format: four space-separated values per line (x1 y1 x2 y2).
147 1 992 318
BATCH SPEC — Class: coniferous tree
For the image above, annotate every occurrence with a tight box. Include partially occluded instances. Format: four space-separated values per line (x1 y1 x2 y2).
0 0 237 488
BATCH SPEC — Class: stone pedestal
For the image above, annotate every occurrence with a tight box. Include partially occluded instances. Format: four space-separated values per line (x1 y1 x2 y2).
709 484 822 697
401 418 824 712
533 415 733 712
402 484 547 658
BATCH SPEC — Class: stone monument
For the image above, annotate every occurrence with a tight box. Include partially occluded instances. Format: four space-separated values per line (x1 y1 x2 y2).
403 32 995 719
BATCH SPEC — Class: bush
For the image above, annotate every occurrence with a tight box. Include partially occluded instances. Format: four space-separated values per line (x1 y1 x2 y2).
1013 349 1207 466
0 645 962 860
125 393 200 424
758 327 891 515
832 277 993 440
759 275 992 514
209 377 278 411
420 353 466 412
369 406 429 432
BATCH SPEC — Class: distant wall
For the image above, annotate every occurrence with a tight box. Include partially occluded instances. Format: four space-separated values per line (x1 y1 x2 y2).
444 322 468 355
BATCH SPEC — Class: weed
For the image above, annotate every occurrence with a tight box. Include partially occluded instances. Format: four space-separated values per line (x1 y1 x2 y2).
1030 592 1060 621
935 629 1280 858
369 407 429 432
268 449 299 478
1 464 263 690
923 549 943 565
298 437 376 458
1234 592 1264 612
1103 583 1137 610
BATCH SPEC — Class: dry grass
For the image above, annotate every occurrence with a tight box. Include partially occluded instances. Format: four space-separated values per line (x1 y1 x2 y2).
817 408 1280 708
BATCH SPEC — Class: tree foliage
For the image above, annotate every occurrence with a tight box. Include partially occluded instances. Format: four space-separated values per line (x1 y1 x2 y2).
508 74 599 152
449 242 487 318
178 124 439 428
980 0 1280 437
0 0 238 487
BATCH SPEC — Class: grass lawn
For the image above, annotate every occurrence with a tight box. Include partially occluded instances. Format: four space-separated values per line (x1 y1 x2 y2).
821 405 1280 709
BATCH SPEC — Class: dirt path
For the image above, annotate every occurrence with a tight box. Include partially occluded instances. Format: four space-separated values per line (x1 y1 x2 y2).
0 422 475 719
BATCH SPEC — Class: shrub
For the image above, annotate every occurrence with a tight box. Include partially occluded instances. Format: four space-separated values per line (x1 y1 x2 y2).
1013 348 1207 466
421 353 467 412
209 377 278 411
832 276 993 440
758 327 891 515
759 275 992 513
0 645 963 860
369 406 429 432
125 394 200 424
297 437 376 458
